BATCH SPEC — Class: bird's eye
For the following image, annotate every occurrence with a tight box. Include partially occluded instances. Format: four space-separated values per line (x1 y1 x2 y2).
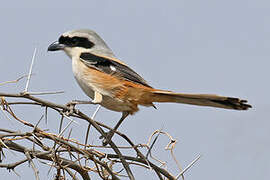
58 36 66 44
71 37 79 45
58 36 78 46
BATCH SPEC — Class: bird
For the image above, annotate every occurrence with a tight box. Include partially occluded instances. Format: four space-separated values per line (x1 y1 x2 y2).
48 29 252 145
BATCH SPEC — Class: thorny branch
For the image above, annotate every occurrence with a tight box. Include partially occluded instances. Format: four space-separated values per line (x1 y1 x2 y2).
0 49 200 179
0 92 200 179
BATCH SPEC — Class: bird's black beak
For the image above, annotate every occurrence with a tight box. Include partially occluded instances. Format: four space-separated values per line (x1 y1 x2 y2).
48 41 66 51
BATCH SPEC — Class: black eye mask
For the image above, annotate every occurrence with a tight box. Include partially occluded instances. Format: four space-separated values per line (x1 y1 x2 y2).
58 36 94 49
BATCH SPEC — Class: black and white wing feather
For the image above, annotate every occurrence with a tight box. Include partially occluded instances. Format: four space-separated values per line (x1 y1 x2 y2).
80 53 152 87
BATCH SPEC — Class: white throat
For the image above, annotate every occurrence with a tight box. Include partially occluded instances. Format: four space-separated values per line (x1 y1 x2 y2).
63 47 88 59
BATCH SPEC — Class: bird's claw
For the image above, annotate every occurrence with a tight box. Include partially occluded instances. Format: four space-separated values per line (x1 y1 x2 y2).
99 131 114 146
65 100 79 116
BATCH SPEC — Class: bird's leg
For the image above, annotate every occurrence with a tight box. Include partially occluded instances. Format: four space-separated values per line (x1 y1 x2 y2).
102 111 129 146
65 91 102 115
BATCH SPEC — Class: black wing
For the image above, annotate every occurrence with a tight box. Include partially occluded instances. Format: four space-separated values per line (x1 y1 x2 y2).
80 53 152 88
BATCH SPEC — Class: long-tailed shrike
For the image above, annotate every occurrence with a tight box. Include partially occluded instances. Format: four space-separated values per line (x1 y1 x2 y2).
48 29 252 145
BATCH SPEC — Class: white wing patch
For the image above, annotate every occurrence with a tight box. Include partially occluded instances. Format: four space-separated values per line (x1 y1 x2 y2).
110 65 116 72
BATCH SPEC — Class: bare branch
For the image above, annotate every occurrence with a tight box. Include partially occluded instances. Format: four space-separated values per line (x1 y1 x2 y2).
0 74 28 86
0 91 198 180
25 150 40 180
0 158 28 169
4 140 91 180
26 91 65 95
65 167 80 180
24 48 37 92
85 105 101 149
176 155 201 179
58 115 79 137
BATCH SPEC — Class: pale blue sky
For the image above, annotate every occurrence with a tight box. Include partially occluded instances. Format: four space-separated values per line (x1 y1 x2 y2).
0 1 269 179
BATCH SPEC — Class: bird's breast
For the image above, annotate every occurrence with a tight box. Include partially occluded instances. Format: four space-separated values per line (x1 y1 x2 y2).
72 58 95 99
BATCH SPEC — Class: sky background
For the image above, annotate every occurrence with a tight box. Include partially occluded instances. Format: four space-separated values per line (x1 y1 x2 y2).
0 0 269 179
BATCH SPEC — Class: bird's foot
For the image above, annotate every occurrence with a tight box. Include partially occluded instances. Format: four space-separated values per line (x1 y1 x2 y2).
65 100 99 116
99 130 115 146
65 100 81 115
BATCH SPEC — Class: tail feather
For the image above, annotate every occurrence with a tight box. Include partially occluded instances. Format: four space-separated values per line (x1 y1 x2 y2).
149 90 252 110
